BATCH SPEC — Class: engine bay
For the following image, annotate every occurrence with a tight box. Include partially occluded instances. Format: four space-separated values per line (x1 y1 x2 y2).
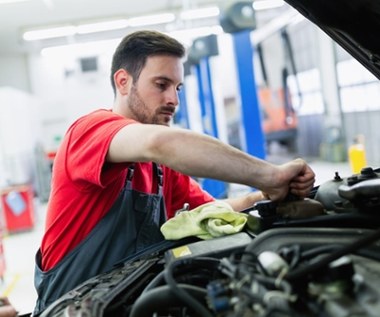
41 168 380 317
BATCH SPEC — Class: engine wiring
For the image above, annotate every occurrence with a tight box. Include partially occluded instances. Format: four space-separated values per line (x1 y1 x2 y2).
284 226 380 281
127 227 380 317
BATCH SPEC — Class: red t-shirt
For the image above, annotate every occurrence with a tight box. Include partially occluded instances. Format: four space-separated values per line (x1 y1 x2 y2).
41 109 214 270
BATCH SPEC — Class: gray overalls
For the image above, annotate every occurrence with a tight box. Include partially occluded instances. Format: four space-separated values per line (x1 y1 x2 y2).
33 164 167 315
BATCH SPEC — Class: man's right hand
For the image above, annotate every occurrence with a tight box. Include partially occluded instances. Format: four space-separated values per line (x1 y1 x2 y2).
263 158 315 201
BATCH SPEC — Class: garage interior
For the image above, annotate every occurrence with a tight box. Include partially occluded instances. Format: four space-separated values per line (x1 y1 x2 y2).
0 0 378 315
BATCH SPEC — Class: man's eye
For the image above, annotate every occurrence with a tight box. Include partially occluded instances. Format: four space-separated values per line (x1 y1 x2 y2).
156 82 167 90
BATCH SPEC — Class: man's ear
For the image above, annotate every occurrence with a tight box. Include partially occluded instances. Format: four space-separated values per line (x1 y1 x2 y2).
114 69 131 95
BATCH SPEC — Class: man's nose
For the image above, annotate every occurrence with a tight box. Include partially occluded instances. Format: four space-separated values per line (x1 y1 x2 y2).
166 87 179 106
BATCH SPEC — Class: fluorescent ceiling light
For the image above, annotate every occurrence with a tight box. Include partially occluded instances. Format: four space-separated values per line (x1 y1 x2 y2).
128 13 175 27
41 38 120 57
253 0 284 11
39 24 225 58
251 9 300 45
0 0 31 4
180 6 220 20
77 19 129 34
23 25 77 41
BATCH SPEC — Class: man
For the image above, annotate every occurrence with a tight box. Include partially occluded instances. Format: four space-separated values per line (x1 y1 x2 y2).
33 30 315 314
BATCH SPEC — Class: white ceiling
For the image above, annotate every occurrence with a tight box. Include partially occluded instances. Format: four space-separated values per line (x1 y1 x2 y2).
0 0 228 54
0 0 290 55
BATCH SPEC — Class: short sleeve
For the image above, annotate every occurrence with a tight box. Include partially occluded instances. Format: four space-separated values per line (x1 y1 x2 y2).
63 110 137 187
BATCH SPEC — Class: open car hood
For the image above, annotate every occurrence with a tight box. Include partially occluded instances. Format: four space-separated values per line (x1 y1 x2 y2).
284 0 380 79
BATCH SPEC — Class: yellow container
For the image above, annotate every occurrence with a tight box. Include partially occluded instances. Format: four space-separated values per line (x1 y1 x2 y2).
348 143 367 174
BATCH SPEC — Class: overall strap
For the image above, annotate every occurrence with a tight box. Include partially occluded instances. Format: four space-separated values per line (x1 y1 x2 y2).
153 163 164 195
125 165 135 189
125 163 163 194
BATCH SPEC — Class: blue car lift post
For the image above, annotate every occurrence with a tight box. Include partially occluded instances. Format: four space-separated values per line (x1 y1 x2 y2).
232 30 266 191
194 57 227 198
177 86 190 129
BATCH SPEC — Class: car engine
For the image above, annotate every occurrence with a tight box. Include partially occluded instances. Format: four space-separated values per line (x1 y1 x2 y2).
41 167 380 317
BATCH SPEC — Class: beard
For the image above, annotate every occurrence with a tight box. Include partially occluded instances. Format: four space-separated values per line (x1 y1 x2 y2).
127 84 174 126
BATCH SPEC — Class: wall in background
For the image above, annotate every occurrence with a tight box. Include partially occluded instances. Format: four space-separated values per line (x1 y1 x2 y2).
0 87 42 187
0 54 31 93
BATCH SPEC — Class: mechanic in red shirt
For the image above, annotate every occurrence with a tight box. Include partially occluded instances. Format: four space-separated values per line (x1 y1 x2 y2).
33 30 315 315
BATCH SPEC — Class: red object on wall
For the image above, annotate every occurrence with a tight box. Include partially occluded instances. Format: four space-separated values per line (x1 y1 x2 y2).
0 228 5 280
0 185 35 233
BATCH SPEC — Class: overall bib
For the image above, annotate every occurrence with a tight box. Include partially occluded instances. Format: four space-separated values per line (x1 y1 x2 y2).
33 164 167 315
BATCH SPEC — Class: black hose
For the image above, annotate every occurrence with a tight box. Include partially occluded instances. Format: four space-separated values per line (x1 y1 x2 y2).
285 227 380 281
141 270 165 294
164 258 219 317
281 28 302 108
257 43 269 86
301 243 380 262
129 284 207 317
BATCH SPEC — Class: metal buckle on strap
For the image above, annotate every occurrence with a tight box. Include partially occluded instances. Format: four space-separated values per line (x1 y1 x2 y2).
127 166 134 180
155 164 164 186
175 203 190 216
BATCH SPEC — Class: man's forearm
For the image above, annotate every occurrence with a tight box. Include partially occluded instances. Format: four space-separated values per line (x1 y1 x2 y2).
223 191 267 212
151 127 275 189
108 124 314 200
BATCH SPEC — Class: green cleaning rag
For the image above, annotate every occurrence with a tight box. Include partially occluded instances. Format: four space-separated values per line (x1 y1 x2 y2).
160 201 248 240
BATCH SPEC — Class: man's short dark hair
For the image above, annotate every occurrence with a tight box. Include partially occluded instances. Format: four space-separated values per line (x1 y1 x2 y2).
110 30 186 94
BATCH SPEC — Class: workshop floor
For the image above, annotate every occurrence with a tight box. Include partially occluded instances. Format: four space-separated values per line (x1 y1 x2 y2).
0 158 353 315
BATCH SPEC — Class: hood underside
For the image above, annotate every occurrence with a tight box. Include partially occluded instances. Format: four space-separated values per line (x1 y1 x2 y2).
285 0 380 78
